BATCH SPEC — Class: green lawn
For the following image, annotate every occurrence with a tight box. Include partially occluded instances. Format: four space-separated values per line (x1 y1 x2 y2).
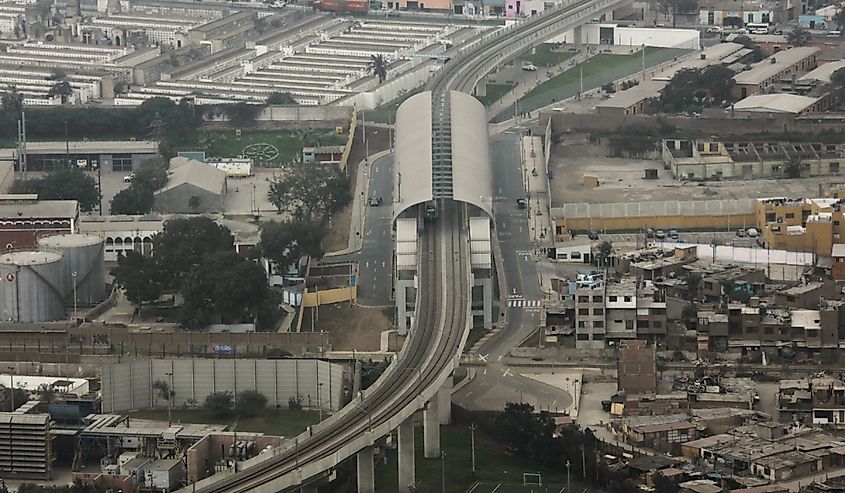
374 423 588 493
125 408 321 437
176 129 346 167
526 44 575 67
493 47 690 122
476 83 515 107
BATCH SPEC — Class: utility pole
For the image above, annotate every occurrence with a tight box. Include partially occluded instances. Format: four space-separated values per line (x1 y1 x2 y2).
441 452 447 493
71 271 78 321
566 460 571 493
7 367 14 412
165 370 174 426
64 120 70 167
470 423 477 474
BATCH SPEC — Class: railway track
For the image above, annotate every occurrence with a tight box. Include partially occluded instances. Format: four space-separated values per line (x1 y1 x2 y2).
181 0 631 489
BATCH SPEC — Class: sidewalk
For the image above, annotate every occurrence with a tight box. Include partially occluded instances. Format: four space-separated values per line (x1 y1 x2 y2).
521 135 554 248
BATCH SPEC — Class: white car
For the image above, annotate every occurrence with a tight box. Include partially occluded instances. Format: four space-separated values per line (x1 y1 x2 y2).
521 63 538 72
123 173 135 183
706 26 722 33
746 228 759 238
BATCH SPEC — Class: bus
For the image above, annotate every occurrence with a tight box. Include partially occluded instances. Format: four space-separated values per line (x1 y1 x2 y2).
746 23 771 34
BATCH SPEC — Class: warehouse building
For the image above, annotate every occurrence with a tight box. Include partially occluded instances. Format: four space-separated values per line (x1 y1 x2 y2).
732 47 819 99
153 159 227 214
0 140 158 173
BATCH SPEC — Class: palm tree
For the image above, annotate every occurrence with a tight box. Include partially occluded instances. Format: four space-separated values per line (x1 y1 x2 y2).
369 54 388 84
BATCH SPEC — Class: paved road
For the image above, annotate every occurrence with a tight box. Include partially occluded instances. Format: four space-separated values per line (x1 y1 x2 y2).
355 155 394 307
453 131 572 412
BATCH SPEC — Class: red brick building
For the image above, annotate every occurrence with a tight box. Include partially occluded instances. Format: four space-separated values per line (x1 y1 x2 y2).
0 195 78 250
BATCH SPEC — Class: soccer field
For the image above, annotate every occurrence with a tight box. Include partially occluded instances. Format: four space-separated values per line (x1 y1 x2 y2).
466 481 575 493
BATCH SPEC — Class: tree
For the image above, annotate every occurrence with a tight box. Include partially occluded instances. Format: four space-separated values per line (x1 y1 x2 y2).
178 251 271 329
0 386 27 412
266 92 297 105
686 272 702 301
50 68 67 81
369 54 388 83
835 7 845 31
11 167 100 212
267 164 351 221
110 186 154 215
188 195 202 211
36 383 56 404
152 217 235 288
783 155 807 178
224 102 262 124
48 81 73 103
361 359 390 390
204 391 233 417
236 390 267 417
152 380 173 407
133 158 169 190
596 240 613 266
659 66 735 112
786 27 812 46
111 251 163 309
1 87 23 117
260 220 326 271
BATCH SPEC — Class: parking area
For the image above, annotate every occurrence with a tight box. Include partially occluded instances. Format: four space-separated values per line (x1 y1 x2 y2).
590 230 761 248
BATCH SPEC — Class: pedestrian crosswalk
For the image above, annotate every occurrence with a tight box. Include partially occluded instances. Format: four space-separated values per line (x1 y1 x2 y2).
507 299 542 308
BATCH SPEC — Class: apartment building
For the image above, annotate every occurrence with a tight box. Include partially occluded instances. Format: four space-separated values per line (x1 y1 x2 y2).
756 197 844 256
575 273 606 349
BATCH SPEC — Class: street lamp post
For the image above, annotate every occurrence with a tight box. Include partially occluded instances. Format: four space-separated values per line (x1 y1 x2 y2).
71 271 78 321
7 366 14 412
165 371 174 426
316 382 324 422
566 460 571 493
470 423 477 474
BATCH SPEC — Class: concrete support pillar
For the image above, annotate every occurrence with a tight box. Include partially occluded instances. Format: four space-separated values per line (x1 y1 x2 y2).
482 278 493 330
423 399 440 459
437 376 453 425
357 446 375 493
574 25 583 49
300 485 318 493
396 281 408 336
398 416 415 493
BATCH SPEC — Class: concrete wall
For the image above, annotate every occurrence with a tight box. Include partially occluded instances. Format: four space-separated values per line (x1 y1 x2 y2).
301 286 357 307
256 106 352 123
101 358 345 413
186 434 283 483
548 25 700 49
543 111 845 136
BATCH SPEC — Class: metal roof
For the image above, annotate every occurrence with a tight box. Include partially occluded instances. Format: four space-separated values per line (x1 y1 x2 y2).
733 93 818 114
157 159 226 195
393 91 433 221
733 47 819 86
450 90 493 218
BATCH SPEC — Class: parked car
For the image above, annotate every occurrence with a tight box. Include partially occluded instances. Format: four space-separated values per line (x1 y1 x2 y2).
736 228 746 237
521 63 538 72
516 198 527 209
827 30 841 37
588 230 600 240
646 228 655 238
746 227 759 238
655 230 666 239
368 196 383 206
668 229 679 239
123 173 135 183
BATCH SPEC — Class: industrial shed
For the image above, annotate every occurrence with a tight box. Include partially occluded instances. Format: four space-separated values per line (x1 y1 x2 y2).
154 159 227 214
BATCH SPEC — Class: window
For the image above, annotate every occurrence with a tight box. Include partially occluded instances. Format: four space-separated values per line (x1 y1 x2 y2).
831 162 840 174
578 321 587 328
614 320 623 324
625 320 634 330
579 308 590 316
593 320 604 328
624 296 632 302
652 320 663 328
637 320 649 328
609 296 617 302
594 308 604 315
764 327 774 335
578 296 589 303
766 212 776 222
593 333 605 340
112 153 133 172
593 296 603 303
786 212 795 219
577 334 589 340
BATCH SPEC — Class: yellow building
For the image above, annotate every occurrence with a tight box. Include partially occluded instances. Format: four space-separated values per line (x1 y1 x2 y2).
756 197 844 256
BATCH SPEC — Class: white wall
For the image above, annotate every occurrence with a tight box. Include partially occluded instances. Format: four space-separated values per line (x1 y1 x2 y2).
549 24 699 49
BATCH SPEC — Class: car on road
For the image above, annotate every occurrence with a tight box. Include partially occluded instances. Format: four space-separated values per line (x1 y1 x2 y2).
655 230 666 239
668 229 679 239
746 227 759 238
516 198 527 209
588 230 600 240
828 30 841 37
736 228 746 237
368 196 383 206
706 26 722 33
123 173 135 183
521 63 538 72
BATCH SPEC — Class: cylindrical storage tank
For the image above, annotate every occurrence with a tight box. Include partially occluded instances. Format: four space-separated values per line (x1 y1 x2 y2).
0 251 65 322
38 233 106 305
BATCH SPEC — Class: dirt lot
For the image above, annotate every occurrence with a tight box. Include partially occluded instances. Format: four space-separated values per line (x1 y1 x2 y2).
549 135 835 206
322 124 391 253
300 302 391 351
